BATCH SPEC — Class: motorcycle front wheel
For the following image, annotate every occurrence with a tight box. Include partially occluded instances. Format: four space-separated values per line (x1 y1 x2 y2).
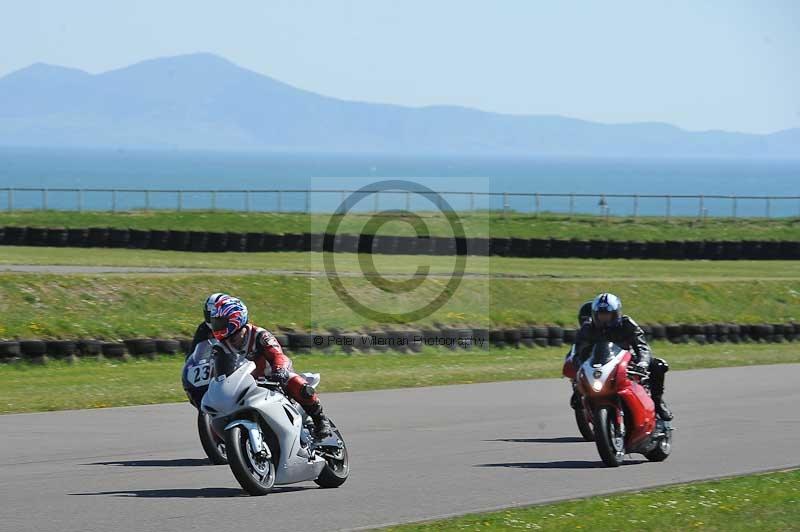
593 406 625 467
225 424 276 495
197 411 227 465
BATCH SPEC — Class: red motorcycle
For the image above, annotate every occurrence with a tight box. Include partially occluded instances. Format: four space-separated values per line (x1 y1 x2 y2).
573 342 673 467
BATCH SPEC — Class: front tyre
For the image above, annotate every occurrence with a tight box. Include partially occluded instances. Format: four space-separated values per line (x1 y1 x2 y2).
314 422 349 488
197 411 227 465
593 407 625 467
225 424 275 496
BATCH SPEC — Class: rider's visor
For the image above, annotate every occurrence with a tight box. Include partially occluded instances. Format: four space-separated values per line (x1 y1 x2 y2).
210 316 229 333
595 311 614 325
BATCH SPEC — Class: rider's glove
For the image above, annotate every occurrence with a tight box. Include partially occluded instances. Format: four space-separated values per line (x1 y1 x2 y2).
269 367 290 385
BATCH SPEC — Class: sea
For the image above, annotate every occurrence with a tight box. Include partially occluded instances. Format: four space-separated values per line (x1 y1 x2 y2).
0 147 798 218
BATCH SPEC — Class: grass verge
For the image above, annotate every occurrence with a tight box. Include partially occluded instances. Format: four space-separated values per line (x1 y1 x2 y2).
0 269 797 338
1 343 797 414
381 468 800 531
1 210 798 241
1 246 799 281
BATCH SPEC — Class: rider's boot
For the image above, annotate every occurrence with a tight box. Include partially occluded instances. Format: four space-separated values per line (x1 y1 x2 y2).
306 403 332 439
649 358 673 421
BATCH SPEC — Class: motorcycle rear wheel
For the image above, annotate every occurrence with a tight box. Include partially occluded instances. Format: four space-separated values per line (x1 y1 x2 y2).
593 407 625 467
644 426 672 462
197 411 227 465
314 422 349 488
225 424 276 495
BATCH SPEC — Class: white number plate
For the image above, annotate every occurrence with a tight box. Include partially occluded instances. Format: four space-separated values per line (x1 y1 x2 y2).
191 362 212 386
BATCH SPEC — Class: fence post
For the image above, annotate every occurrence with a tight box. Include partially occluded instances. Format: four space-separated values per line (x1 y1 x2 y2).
731 195 736 218
470 191 475 212
665 195 671 220
211 190 217 211
766 198 771 218
7 189 12 212
698 195 704 220
502 192 508 218
569 193 574 217
78 190 83 212
247 190 252 212
374 191 379 213
144 190 150 211
305 190 311 213
633 195 639 219
112 190 117 213
42 188 48 210
178 191 183 212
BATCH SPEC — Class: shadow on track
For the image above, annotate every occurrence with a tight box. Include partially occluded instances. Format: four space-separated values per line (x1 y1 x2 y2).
71 486 314 498
488 437 586 444
478 459 646 469
87 458 212 467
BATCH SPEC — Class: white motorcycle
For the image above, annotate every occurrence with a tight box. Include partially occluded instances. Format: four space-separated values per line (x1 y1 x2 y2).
201 347 349 495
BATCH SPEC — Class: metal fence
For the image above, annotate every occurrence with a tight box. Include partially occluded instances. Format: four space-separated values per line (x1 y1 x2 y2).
2 187 800 218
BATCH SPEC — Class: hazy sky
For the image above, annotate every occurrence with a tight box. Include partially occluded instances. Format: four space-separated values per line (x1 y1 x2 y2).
1 1 798 134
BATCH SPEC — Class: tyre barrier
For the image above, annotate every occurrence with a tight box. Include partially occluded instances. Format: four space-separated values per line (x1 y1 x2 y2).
128 229 151 249
109 228 130 248
45 340 77 359
0 341 21 361
28 227 48 246
3 320 797 363
124 338 157 357
46 228 69 247
101 342 128 359
3 226 799 259
189 231 209 252
4 226 27 245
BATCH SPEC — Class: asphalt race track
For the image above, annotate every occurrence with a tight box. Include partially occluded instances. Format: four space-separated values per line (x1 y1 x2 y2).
1 364 797 532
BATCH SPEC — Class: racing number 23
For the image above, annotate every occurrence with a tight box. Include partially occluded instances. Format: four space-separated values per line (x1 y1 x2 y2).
192 363 211 385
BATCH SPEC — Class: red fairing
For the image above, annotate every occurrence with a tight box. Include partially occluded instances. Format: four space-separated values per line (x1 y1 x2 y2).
616 351 656 447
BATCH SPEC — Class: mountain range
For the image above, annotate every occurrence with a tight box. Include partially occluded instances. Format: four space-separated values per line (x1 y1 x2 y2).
0 52 797 157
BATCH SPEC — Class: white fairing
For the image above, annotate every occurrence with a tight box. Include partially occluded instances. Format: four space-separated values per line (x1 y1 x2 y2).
201 361 326 485
579 348 626 392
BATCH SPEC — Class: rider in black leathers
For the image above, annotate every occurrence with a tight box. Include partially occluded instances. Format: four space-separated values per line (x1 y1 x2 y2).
572 293 673 420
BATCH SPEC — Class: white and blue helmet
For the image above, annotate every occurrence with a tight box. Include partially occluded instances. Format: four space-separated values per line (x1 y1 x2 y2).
591 293 622 327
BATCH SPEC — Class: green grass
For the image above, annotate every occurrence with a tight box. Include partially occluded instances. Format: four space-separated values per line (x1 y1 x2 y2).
2 210 799 241
2 246 800 281
0 265 797 338
1 343 798 414
381 468 800 531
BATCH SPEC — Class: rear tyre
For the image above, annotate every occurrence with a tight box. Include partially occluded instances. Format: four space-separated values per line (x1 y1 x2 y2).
225 424 275 495
574 408 595 442
314 422 349 488
593 407 625 467
197 412 227 465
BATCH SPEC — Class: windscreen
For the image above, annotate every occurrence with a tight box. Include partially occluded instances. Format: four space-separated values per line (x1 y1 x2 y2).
590 342 623 365
212 346 248 377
